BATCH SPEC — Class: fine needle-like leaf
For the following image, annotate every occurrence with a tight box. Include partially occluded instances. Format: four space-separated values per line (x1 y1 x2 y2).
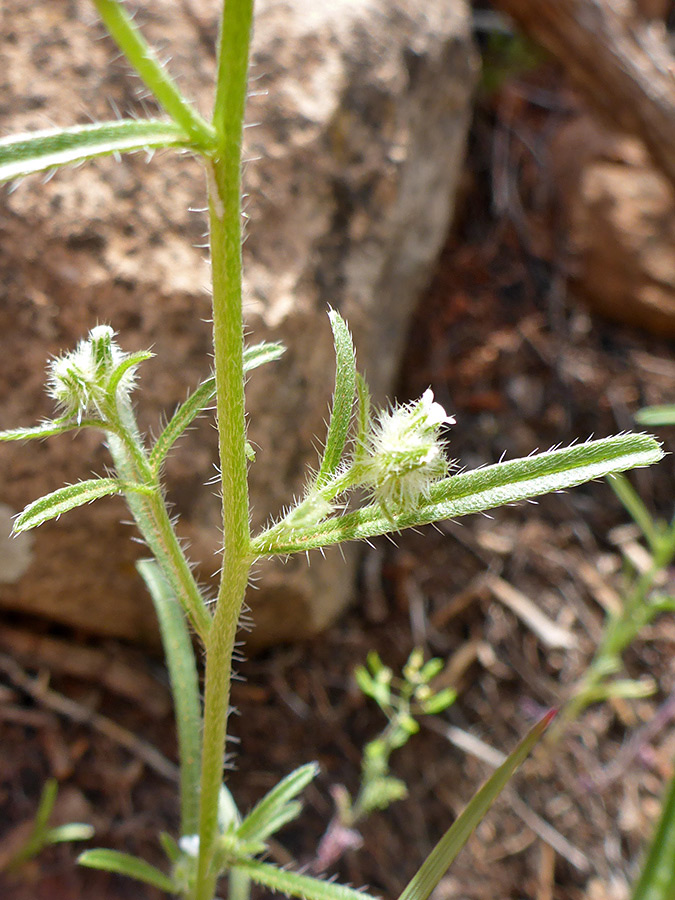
253 433 664 556
137 559 202 838
0 120 193 184
150 341 285 470
396 711 555 900
315 311 357 489
78 849 176 892
14 478 153 533
233 859 380 900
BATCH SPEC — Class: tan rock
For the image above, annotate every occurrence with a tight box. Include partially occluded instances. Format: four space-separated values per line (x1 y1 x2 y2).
551 113 675 337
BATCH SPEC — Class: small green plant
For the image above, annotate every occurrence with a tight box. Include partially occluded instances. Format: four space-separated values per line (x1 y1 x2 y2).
0 3 666 899
316 650 456 870
1 779 94 874
552 405 675 737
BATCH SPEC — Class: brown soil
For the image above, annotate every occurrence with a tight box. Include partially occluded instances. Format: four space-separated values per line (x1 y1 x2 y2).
2 53 675 900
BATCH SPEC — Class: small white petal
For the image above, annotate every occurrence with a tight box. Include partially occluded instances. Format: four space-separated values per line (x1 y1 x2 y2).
421 389 455 426
179 834 200 857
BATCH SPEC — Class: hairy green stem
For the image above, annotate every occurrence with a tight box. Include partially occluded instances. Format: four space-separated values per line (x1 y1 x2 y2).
195 1 255 897
106 428 212 642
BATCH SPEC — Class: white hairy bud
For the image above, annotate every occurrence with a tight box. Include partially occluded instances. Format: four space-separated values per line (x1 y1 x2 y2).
360 389 455 513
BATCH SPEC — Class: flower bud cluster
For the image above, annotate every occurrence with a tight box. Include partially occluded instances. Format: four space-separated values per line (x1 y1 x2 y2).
360 388 455 513
47 325 139 420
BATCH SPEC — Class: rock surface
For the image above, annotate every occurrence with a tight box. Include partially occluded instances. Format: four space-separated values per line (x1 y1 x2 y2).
0 0 477 646
551 113 675 338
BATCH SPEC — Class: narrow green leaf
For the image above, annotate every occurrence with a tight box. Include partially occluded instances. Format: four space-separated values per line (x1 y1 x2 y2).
151 379 216 471
0 418 105 442
635 405 675 427
137 559 202 837
353 372 373 467
316 311 357 488
243 341 286 373
237 763 319 843
106 350 154 403
159 832 182 864
631 767 675 900
14 478 152 532
0 120 192 184
397 712 555 900
234 860 380 900
78 849 176 892
150 342 285 470
93 0 215 148
609 473 659 551
7 779 60 868
44 823 95 844
253 434 664 556
32 779 58 837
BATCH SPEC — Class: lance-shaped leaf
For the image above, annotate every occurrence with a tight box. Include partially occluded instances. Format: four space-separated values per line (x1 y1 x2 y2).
233 859 380 900
150 341 285 469
396 711 555 900
315 311 357 489
0 418 105 442
0 119 194 184
78 849 176 892
236 763 319 845
138 560 202 837
14 478 153 533
253 433 663 556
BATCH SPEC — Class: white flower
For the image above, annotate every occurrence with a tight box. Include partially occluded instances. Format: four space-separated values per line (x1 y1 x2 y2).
360 389 455 513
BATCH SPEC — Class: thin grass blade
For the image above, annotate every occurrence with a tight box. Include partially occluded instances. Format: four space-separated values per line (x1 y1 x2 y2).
631 768 675 900
397 711 555 900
